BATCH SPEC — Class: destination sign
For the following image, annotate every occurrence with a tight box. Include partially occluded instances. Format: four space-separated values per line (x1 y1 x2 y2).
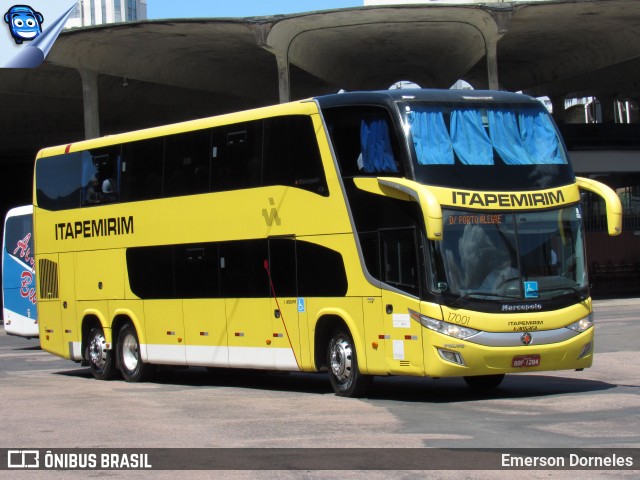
447 214 504 225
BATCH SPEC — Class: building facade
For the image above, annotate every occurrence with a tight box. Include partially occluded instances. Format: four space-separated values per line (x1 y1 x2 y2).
66 0 147 28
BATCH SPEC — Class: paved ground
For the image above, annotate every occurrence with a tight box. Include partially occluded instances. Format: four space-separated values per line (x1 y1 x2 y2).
0 297 638 479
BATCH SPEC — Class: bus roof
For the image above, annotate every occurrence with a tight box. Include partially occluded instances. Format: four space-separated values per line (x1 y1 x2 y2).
35 89 541 159
315 89 540 109
4 205 33 219
35 98 319 159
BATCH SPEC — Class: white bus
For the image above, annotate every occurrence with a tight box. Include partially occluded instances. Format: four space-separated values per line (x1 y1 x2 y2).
2 205 38 338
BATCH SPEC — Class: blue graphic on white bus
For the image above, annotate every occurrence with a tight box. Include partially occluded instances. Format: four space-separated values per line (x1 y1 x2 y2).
4 245 36 311
3 206 38 338
4 5 44 44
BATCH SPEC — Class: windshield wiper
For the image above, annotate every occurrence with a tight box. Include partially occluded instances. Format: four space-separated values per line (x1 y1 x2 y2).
448 291 521 307
537 285 588 301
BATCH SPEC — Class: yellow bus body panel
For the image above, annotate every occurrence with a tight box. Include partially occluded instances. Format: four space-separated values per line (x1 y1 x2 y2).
32 95 602 386
422 327 594 378
440 300 591 333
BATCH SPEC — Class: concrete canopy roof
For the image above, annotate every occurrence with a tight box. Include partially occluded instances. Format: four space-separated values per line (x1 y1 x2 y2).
41 0 640 98
262 5 494 91
3 0 640 167
475 0 640 99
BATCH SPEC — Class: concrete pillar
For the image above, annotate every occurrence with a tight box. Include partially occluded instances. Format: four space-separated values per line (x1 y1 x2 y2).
598 95 615 124
486 9 513 91
550 95 566 124
253 22 290 103
486 38 500 91
79 69 100 139
627 98 639 123
276 53 291 104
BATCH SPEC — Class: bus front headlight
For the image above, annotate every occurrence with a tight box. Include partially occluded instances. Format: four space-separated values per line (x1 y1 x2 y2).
566 313 594 333
409 309 479 340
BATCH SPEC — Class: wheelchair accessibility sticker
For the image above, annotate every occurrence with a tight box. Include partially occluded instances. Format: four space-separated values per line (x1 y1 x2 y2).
524 281 539 299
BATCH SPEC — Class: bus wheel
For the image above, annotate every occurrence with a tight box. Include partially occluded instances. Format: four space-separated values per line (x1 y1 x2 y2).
327 327 370 397
86 326 116 380
463 374 505 390
117 323 154 382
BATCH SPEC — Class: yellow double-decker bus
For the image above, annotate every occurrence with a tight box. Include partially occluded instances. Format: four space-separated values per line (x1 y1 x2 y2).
33 90 621 396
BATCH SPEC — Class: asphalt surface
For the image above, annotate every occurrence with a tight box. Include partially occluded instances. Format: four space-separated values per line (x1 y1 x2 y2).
0 297 638 479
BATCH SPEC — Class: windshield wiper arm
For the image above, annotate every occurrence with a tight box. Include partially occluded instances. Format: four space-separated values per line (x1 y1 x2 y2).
537 285 588 301
449 291 521 306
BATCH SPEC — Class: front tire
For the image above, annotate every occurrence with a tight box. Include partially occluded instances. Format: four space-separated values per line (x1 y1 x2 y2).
327 327 370 397
117 323 154 382
463 374 505 390
86 326 116 380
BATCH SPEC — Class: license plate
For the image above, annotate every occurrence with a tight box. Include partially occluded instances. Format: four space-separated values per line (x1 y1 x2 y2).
512 354 540 368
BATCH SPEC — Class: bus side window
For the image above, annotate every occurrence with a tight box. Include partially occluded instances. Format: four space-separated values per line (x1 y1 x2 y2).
212 121 263 192
121 137 164 202
267 238 297 298
379 228 420 296
127 245 175 299
323 110 362 177
323 106 403 178
164 129 212 197
174 244 219 298
81 146 121 206
219 240 269 298
35 152 83 211
297 241 348 297
263 116 329 196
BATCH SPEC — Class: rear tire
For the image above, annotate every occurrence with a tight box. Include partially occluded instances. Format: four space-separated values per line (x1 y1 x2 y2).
327 327 371 397
86 326 116 380
117 323 154 382
463 374 505 390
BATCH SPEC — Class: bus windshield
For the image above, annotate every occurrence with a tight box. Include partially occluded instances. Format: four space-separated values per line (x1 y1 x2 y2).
403 102 575 190
432 206 587 303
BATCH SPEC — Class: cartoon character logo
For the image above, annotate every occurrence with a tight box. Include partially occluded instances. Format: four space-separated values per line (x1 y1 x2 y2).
4 5 44 44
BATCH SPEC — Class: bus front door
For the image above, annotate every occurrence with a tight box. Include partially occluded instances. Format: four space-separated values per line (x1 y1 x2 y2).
381 289 425 375
378 227 425 375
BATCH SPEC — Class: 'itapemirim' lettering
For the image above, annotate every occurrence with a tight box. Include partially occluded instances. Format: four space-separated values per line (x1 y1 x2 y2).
55 216 134 240
452 190 565 207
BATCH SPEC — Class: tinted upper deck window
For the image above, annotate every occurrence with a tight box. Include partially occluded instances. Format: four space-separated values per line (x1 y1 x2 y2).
36 152 82 211
403 101 575 190
322 106 404 179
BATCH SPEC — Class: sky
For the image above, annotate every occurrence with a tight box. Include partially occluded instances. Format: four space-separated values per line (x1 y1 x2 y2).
147 1 364 19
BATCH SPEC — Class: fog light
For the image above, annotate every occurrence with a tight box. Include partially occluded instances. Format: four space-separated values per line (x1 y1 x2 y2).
437 348 465 366
578 342 592 359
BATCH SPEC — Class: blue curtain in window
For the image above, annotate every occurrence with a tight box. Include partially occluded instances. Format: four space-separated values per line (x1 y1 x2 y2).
450 109 494 165
360 118 398 173
519 111 567 165
487 109 533 165
408 109 454 165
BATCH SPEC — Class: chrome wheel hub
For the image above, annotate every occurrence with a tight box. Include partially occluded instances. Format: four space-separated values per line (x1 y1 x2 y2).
121 333 139 372
330 336 353 382
89 333 107 368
